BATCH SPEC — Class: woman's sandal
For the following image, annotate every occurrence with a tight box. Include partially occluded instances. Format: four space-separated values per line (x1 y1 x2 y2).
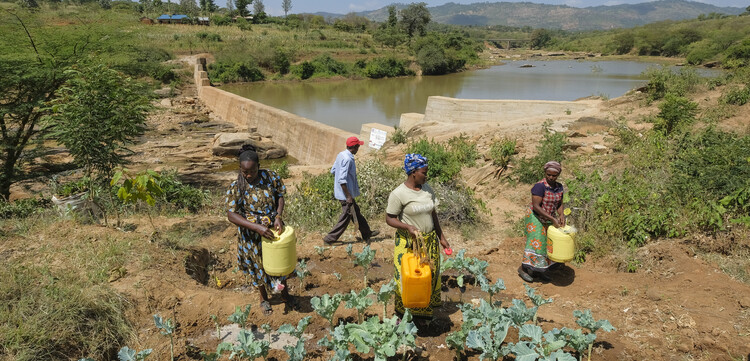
260 300 272 316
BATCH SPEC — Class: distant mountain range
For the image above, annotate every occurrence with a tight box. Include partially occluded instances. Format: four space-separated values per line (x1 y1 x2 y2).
310 0 746 30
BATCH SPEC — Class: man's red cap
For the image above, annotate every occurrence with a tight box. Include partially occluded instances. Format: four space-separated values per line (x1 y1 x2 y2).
346 136 364 147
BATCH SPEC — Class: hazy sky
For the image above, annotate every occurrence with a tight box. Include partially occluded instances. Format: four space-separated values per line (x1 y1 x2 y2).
253 0 747 16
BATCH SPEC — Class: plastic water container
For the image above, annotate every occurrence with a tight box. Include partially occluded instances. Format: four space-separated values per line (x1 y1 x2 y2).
547 225 576 263
261 226 297 276
400 253 432 308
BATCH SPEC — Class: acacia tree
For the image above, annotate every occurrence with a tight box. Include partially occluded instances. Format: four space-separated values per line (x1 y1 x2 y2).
0 11 80 200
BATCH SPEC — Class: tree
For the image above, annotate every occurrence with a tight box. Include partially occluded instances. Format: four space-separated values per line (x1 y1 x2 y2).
0 12 75 199
253 0 264 16
46 64 151 198
613 32 634 55
530 28 552 49
399 2 430 39
235 0 250 17
200 0 217 13
99 0 111 9
281 0 291 17
179 0 199 16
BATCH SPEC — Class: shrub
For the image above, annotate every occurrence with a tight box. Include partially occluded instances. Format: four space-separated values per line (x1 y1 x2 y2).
297 61 315 80
405 137 479 183
0 198 50 219
720 85 750 105
391 126 407 144
157 170 209 213
208 61 265 83
311 54 350 77
362 56 413 79
268 160 290 179
642 66 702 102
489 138 517 169
272 48 291 74
432 182 485 226
515 130 567 184
724 38 750 68
653 93 698 135
196 32 222 42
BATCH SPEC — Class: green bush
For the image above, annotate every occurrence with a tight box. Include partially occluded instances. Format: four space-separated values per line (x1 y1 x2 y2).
391 126 407 144
405 136 479 183
489 138 517 169
310 53 350 77
720 85 750 105
196 32 222 42
268 160 290 179
362 56 413 79
157 170 209 213
515 130 567 184
653 93 698 135
208 61 265 83
0 198 50 219
298 61 315 80
724 38 750 68
642 67 702 102
272 48 291 74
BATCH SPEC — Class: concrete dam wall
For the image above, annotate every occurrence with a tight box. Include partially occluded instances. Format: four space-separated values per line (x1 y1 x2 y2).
193 60 356 165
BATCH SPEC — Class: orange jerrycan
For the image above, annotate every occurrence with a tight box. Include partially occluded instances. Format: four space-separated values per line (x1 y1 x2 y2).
400 231 432 308
547 225 576 263
261 226 297 276
401 252 432 308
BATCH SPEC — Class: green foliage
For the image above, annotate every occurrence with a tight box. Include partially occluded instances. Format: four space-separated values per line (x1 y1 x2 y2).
196 32 222 42
530 28 553 49
489 138 517 170
612 32 634 54
208 61 265 83
321 310 418 361
391 126 407 144
352 245 376 286
311 293 344 329
268 161 290 179
653 93 698 135
411 33 478 75
217 328 270 360
278 316 313 361
227 304 251 328
405 136 479 183
400 2 431 38
117 346 153 361
362 56 413 79
515 129 567 184
296 259 311 291
343 287 374 323
157 170 209 212
720 85 750 106
724 38 750 68
376 279 396 319
48 64 150 184
153 314 175 361
0 197 50 219
642 66 702 102
112 170 164 208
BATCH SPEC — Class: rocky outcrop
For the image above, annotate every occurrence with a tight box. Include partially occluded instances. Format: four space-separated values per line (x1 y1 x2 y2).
212 132 287 159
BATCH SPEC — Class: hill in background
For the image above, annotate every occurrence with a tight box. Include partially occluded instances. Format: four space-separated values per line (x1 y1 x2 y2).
343 0 745 30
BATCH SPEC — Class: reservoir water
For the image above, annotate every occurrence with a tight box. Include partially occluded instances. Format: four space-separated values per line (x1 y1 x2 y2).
220 60 706 133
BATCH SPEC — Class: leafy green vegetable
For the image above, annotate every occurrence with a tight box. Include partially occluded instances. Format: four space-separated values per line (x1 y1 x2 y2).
153 314 175 361
478 275 506 304
295 259 311 292
227 304 251 328
344 287 374 323
218 329 270 360
352 244 377 286
376 279 396 319
524 284 553 324
117 346 153 361
311 293 344 329
278 316 313 361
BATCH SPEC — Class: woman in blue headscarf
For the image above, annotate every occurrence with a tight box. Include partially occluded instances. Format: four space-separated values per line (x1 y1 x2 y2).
385 154 451 318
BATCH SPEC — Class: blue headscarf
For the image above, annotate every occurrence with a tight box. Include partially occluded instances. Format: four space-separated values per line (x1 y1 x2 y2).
403 153 428 175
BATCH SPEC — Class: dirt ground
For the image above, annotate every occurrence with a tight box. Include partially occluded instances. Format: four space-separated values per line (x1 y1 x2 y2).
10 54 750 360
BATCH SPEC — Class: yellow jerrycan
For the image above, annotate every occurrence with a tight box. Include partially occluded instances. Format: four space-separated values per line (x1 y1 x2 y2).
547 225 576 263
400 231 432 309
261 226 297 276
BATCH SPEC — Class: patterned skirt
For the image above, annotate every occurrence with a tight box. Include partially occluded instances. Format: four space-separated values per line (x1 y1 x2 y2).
521 208 555 271
236 216 288 294
393 229 442 318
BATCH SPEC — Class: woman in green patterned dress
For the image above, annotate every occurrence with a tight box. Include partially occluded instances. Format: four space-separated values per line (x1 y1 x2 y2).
386 153 451 319
226 145 297 315
518 161 565 283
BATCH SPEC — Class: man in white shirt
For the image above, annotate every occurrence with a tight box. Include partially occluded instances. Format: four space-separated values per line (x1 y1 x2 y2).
323 137 379 243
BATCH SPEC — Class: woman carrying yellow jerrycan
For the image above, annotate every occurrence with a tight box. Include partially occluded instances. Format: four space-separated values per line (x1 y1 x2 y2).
518 161 575 283
386 154 451 319
225 145 300 316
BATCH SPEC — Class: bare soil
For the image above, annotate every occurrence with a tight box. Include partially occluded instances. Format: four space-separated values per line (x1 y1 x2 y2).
8 55 750 360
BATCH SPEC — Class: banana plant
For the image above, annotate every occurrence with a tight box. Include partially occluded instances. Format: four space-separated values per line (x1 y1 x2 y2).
352 244 376 287
344 287 374 323
153 314 175 361
278 316 313 361
311 293 344 329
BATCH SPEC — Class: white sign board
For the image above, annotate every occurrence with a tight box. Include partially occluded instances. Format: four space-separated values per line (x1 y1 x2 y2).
368 128 387 150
